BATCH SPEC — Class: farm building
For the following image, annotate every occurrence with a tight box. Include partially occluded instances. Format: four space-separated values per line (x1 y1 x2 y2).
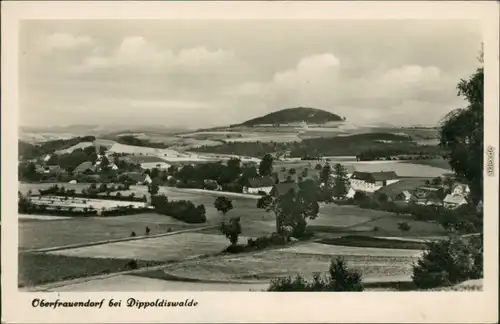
270 182 299 197
126 172 153 185
373 178 429 202
73 161 96 175
443 194 468 209
414 186 446 200
349 171 399 193
243 177 275 195
395 190 415 203
41 154 52 163
451 183 470 197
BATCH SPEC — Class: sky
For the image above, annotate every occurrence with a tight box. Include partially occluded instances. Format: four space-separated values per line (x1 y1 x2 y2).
19 19 482 129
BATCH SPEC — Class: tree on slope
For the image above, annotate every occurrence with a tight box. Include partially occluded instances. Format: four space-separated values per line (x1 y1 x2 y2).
319 163 333 202
332 163 349 199
257 180 319 238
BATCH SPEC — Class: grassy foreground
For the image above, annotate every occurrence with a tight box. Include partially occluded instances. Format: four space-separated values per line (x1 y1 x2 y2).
18 252 165 287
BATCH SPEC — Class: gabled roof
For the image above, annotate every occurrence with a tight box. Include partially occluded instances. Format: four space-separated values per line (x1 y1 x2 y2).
248 176 275 188
443 194 468 205
73 161 95 173
271 182 299 197
452 183 470 192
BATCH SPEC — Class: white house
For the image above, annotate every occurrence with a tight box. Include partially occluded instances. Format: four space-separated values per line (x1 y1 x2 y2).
349 171 399 193
243 177 275 195
396 190 414 203
451 184 470 197
443 194 468 209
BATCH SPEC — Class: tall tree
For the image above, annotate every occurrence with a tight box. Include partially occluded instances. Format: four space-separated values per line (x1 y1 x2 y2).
258 180 319 237
332 164 349 199
439 46 483 205
214 196 233 218
319 163 333 202
259 154 274 177
222 217 242 246
148 180 160 196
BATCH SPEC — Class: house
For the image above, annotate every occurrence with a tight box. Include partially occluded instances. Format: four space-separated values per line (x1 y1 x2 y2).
73 161 96 175
349 171 399 193
414 186 446 200
41 154 52 163
451 183 470 197
443 194 468 209
126 172 153 185
395 190 415 203
243 177 275 195
270 182 300 198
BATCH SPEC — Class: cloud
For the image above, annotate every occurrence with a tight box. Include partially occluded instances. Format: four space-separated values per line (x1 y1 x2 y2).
230 54 460 125
72 36 236 72
20 20 480 128
40 33 94 52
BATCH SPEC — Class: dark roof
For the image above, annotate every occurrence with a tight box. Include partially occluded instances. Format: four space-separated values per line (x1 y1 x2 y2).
375 178 429 198
271 182 299 197
351 171 398 182
73 161 95 173
248 177 275 188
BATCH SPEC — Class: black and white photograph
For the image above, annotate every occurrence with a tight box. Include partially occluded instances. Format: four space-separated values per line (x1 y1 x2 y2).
2 1 498 323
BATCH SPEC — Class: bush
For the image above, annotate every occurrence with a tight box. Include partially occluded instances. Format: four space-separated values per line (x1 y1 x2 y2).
100 207 150 217
397 221 411 232
412 234 483 289
151 194 207 223
267 257 363 291
125 260 138 270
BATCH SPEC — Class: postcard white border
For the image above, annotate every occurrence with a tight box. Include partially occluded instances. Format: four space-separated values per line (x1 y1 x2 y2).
2 1 499 323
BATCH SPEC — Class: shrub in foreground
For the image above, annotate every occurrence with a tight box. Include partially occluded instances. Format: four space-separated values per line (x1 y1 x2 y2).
412 234 483 289
267 257 363 291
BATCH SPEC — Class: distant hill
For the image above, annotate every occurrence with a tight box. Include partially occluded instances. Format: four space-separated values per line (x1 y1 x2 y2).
18 136 96 160
237 107 344 127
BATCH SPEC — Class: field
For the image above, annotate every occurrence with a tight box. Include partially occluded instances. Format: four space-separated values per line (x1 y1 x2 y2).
44 274 270 292
18 253 164 287
224 133 301 143
19 214 73 221
19 213 203 250
19 185 268 250
401 158 452 170
54 141 94 154
273 160 449 178
150 244 422 283
46 233 244 261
